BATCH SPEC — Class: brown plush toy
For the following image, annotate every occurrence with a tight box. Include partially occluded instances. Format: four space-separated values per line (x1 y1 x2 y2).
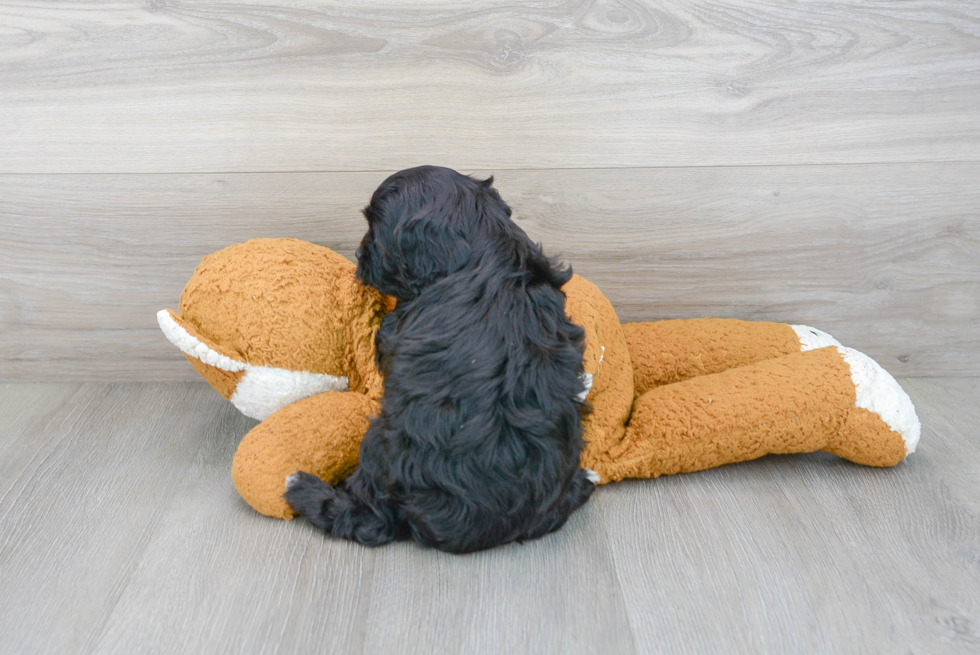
159 238 920 519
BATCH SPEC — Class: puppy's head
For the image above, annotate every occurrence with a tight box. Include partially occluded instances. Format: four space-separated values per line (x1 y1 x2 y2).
356 166 545 301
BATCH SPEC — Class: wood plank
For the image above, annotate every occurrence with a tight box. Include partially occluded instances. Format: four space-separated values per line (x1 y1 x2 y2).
0 383 81 466
597 465 888 653
510 165 980 377
783 379 980 653
0 380 978 653
360 505 636 655
1 164 976 380
0 171 382 381
89 401 375 655
598 377 980 653
0 383 232 655
901 378 980 514
1 0 978 173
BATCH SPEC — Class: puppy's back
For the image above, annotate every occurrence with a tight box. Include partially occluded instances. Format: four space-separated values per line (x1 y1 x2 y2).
370 265 592 552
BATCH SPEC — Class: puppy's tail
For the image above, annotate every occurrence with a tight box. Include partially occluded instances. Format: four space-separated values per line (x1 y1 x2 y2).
283 471 402 546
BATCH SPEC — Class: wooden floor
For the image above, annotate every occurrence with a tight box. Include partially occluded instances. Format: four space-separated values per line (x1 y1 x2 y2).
0 379 977 654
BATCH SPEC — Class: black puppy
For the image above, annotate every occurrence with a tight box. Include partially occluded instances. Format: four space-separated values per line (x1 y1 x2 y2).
284 166 596 553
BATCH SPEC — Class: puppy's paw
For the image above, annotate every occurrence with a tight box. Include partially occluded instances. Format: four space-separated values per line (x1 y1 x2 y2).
583 468 601 485
283 471 336 529
575 373 594 403
285 472 305 492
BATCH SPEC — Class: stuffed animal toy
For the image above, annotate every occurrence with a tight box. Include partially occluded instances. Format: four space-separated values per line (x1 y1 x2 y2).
158 238 920 519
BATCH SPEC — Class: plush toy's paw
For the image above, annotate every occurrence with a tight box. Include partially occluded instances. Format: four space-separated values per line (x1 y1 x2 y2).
791 324 843 351
792 327 920 460
836 345 921 456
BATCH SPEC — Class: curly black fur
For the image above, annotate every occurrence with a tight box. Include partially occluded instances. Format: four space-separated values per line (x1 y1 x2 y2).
284 166 594 553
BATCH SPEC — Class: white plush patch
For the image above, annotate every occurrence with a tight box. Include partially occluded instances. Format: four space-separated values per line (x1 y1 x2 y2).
791 324 843 351
583 469 600 484
838 346 921 455
230 366 349 421
157 309 247 372
576 372 594 403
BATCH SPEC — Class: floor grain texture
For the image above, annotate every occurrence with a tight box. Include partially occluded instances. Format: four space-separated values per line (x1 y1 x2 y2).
0 380 977 654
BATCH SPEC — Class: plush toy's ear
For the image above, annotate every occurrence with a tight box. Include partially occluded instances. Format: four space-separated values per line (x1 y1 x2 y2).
157 308 349 421
157 309 247 377
157 308 248 399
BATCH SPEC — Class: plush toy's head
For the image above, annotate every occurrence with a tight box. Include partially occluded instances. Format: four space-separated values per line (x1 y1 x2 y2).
158 238 392 420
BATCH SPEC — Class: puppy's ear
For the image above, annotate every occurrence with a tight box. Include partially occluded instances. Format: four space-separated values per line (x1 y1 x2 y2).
478 176 513 217
392 213 474 293
473 186 572 288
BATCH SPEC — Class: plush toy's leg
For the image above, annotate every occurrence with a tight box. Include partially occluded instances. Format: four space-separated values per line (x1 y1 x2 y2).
622 318 840 397
231 391 379 519
593 346 919 482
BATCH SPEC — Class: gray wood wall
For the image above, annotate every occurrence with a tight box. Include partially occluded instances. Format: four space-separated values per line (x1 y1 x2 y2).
1 0 978 380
